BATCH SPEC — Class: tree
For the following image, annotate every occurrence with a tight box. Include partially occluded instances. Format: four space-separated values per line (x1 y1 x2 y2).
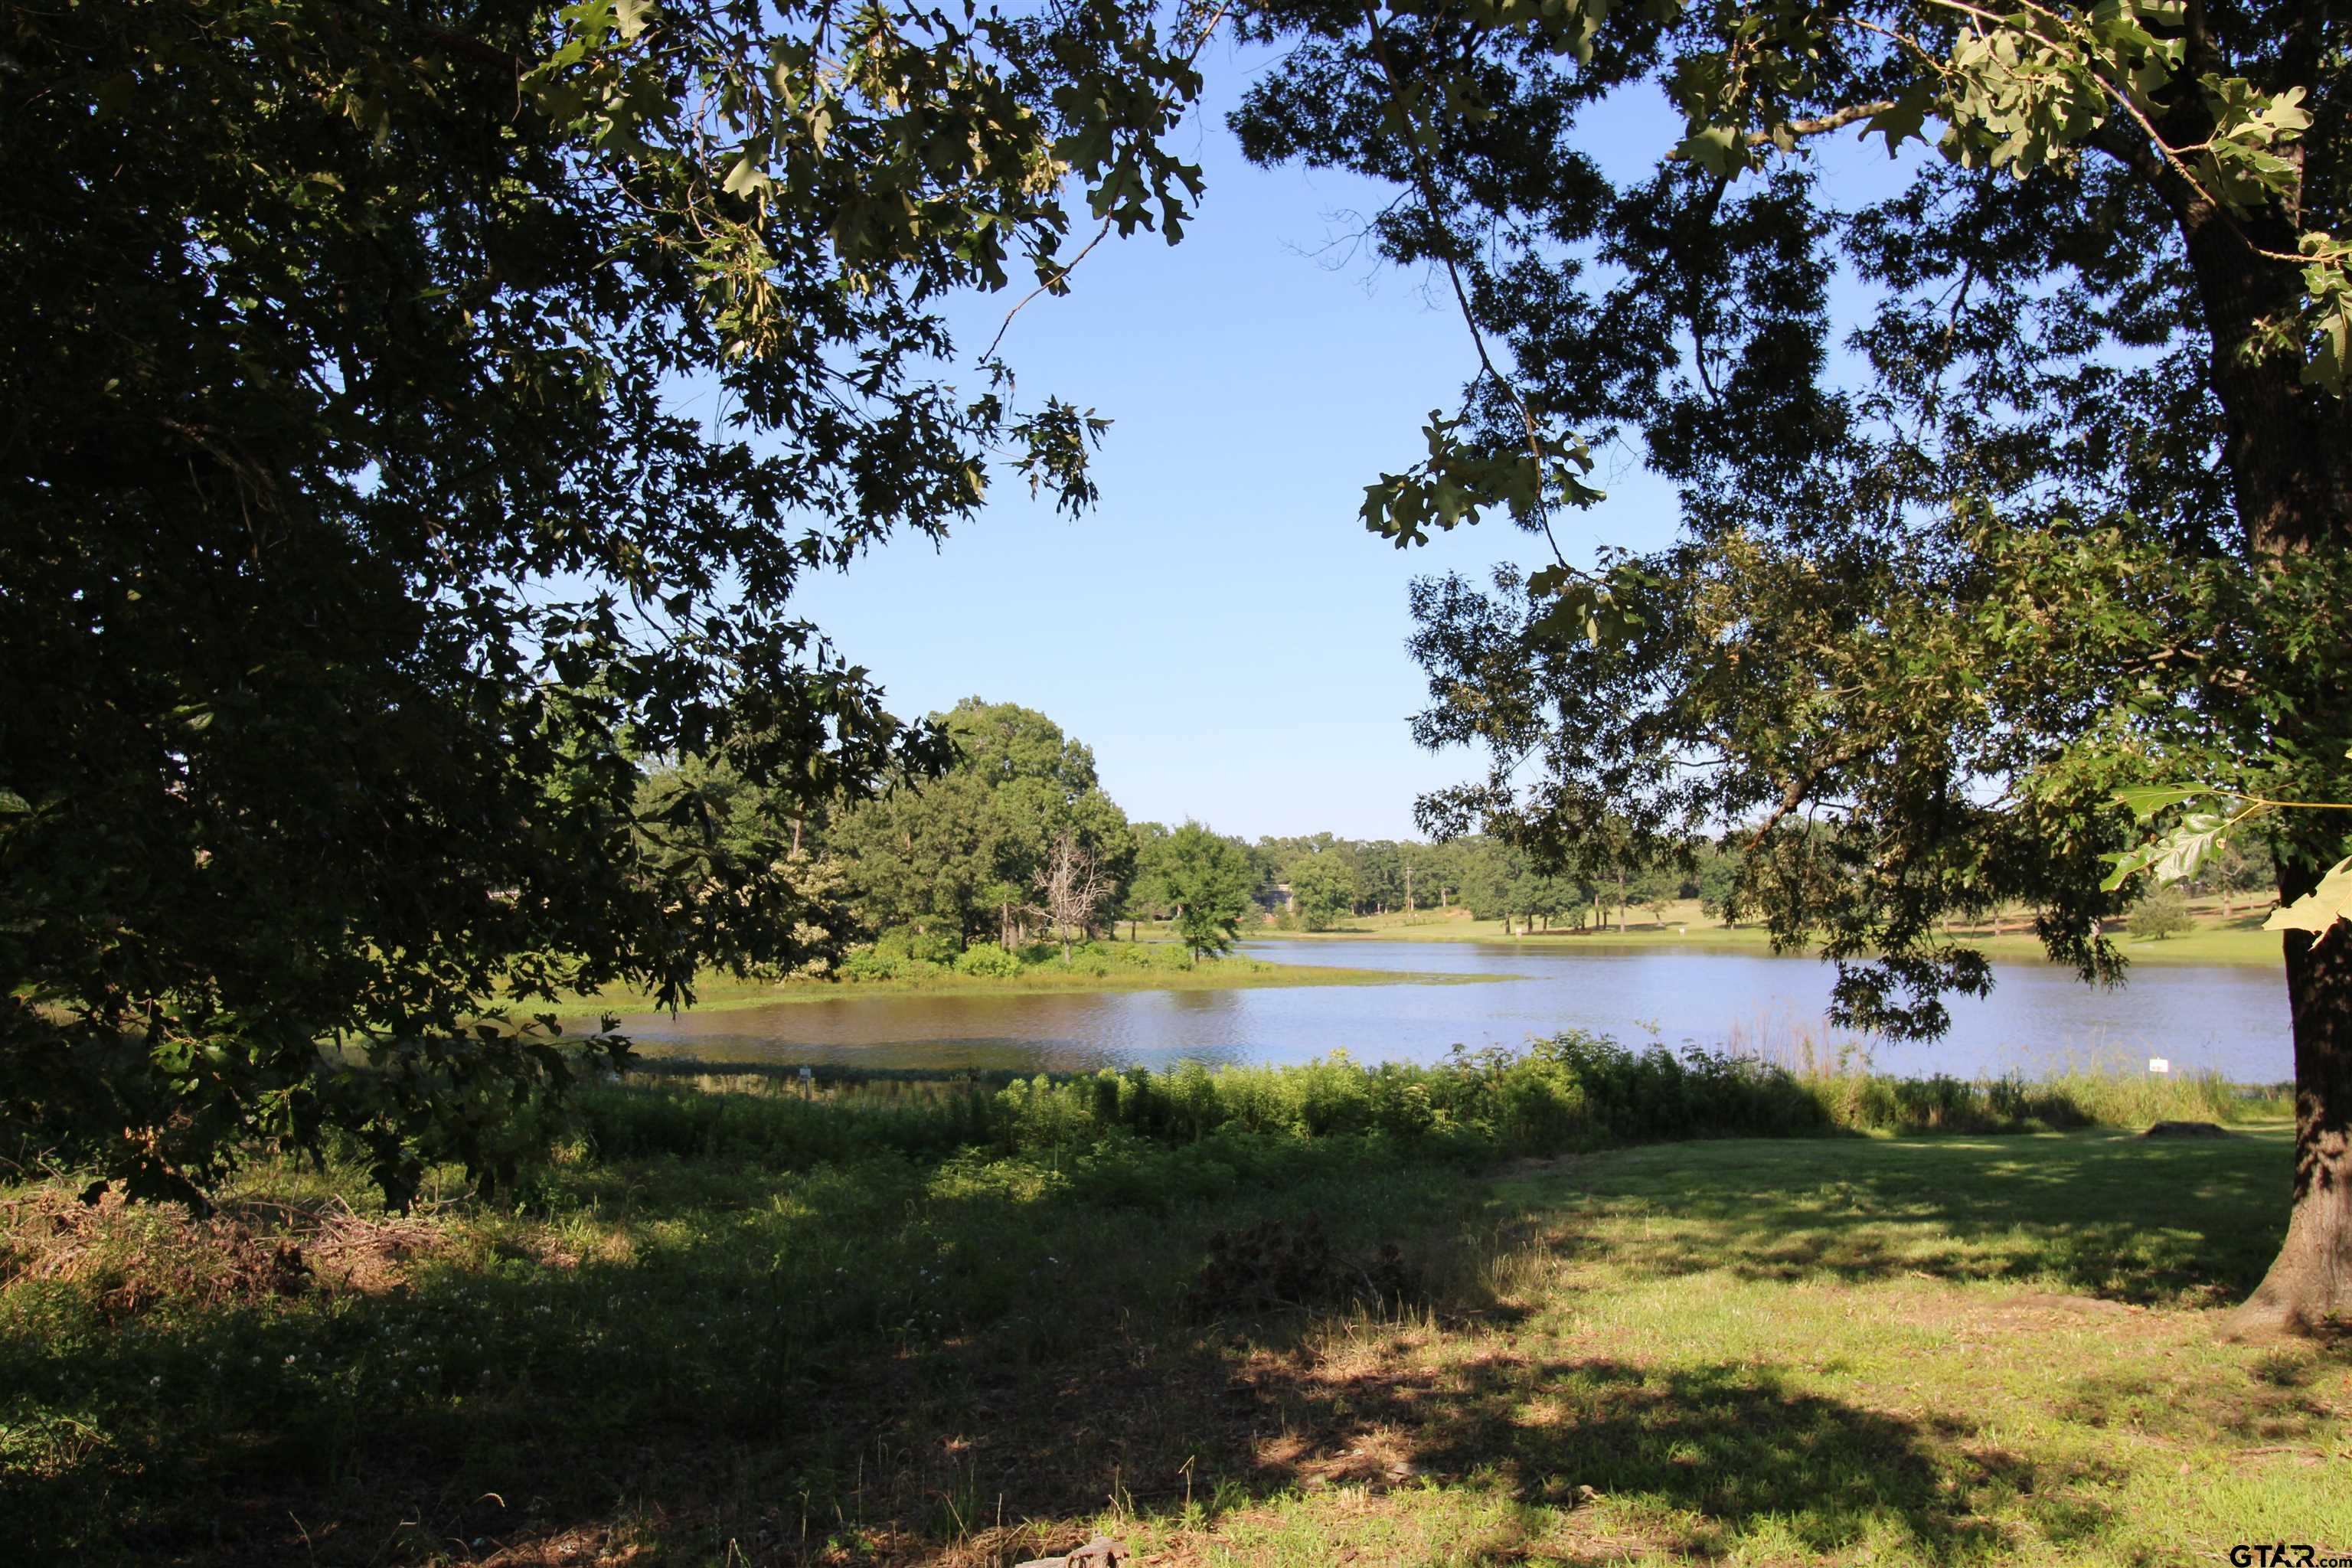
1161 822 1253 962
1285 851 1361 930
1694 840 1746 929
2203 836 2280 922
1035 828 1115 961
632 754 860 976
1354 839 1407 913
1630 865 1682 929
831 700 1129 949
1122 821 1177 937
2129 886 2196 942
1236 4 2350 1329
0 0 1207 1205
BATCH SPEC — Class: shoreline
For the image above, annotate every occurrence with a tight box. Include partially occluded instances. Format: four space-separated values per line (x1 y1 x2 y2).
1223 913 2284 969
545 952 1506 1025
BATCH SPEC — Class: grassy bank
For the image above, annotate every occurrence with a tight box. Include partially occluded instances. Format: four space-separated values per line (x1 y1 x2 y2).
1230 901 2288 968
551 945 1496 1024
0 1046 2321 1566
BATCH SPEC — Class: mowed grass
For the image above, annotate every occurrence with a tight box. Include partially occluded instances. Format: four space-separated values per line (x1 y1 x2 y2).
1134 1134 2349 1568
1237 901 2288 969
2 1101 2339 1566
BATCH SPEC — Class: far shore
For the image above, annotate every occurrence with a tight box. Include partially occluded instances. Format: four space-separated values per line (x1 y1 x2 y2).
1194 896 2285 969
545 951 1504 1025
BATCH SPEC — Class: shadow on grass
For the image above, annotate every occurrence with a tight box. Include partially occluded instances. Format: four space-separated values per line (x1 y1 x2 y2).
1513 1129 2295 1307
0 1128 2309 1566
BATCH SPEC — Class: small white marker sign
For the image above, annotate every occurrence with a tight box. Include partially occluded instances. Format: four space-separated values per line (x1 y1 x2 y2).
2148 1057 2171 1075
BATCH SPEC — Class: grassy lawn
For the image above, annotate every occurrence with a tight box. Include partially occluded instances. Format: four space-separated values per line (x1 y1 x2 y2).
546 951 1501 1026
1237 901 2288 969
3 1073 2337 1566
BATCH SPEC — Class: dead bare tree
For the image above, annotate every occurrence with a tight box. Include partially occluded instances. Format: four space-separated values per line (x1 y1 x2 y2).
1034 829 1111 963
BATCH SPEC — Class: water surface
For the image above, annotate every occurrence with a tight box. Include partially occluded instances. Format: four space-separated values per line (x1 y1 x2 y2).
617 939 2292 1082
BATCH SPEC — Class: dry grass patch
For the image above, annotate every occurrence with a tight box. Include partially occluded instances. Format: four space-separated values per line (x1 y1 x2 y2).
4 1112 2346 1565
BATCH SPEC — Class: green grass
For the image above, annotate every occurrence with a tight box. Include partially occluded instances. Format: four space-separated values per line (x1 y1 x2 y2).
548 948 1499 1024
1232 902 2288 969
0 1052 2328 1567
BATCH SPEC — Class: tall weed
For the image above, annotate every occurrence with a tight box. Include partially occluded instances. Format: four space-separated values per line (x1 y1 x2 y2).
565 1031 2274 1181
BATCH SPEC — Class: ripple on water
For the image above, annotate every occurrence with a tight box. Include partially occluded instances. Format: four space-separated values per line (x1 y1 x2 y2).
616 939 2291 1081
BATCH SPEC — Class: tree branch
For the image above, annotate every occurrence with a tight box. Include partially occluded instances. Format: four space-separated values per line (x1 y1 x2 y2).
1745 750 1853 849
1357 0 1572 570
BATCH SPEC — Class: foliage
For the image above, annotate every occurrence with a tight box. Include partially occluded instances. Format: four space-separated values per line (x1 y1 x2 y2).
1283 850 1361 930
571 1037 2265 1177
2128 885 2195 942
0 1110 2321 1564
1161 821 1255 960
1233 0 2352 1044
828 699 1132 949
2104 782 2352 941
1123 819 1178 923
0 0 1212 1204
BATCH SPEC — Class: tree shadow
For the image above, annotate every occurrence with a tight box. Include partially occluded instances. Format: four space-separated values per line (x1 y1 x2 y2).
1518 1132 2295 1307
0 1127 2323 1565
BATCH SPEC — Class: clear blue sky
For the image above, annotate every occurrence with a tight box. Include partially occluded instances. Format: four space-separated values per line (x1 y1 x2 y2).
787 47 1801 841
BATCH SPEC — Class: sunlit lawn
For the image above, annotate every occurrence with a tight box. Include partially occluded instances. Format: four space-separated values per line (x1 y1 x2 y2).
1241 901 2286 969
3 1118 2338 1565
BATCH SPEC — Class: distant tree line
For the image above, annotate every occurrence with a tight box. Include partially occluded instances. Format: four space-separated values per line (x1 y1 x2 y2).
635 698 1261 967
636 697 1765 965
1240 832 1744 936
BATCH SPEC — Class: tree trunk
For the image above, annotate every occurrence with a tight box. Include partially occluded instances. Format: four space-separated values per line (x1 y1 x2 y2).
2227 900 2352 1334
2164 165 2352 1334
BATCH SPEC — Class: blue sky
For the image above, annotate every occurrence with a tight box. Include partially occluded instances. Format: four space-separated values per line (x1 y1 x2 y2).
789 47 1716 841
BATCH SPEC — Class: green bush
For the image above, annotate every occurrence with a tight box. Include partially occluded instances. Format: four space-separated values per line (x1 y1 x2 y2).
545 1034 2272 1192
952 943 1025 978
837 948 900 982
2129 885 2195 940
873 926 962 965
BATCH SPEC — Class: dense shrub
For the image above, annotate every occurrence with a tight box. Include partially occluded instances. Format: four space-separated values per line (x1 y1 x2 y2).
2129 886 2195 941
559 1032 2270 1189
873 926 962 965
952 943 1025 978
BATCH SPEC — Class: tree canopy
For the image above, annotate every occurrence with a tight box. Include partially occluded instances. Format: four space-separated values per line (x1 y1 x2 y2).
1234 0 2350 1329
827 699 1132 948
0 0 1207 1204
1283 849 1362 929
1163 822 1256 960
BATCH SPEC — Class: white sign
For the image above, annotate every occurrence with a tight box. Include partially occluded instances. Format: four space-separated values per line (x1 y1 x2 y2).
2148 1057 2171 1075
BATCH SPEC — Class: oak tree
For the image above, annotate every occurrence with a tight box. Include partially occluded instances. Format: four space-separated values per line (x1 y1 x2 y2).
0 0 1206 1204
1236 0 2352 1330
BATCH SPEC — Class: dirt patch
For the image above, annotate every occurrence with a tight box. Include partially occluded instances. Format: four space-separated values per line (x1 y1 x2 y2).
1 1187 312 1316
0 1184 453 1308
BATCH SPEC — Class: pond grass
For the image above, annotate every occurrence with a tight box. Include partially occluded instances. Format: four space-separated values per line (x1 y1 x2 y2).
0 1045 2326 1566
547 949 1500 1025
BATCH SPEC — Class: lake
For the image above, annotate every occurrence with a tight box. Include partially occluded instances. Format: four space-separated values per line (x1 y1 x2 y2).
616 939 2295 1083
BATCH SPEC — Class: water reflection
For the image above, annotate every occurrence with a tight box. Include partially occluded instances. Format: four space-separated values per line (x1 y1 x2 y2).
616 939 2292 1081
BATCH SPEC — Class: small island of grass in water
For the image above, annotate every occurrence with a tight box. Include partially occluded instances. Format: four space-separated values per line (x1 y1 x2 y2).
558 932 1501 1022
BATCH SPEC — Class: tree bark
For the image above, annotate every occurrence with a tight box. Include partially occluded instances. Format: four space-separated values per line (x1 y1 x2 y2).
2227 906 2352 1334
2164 158 2352 1334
